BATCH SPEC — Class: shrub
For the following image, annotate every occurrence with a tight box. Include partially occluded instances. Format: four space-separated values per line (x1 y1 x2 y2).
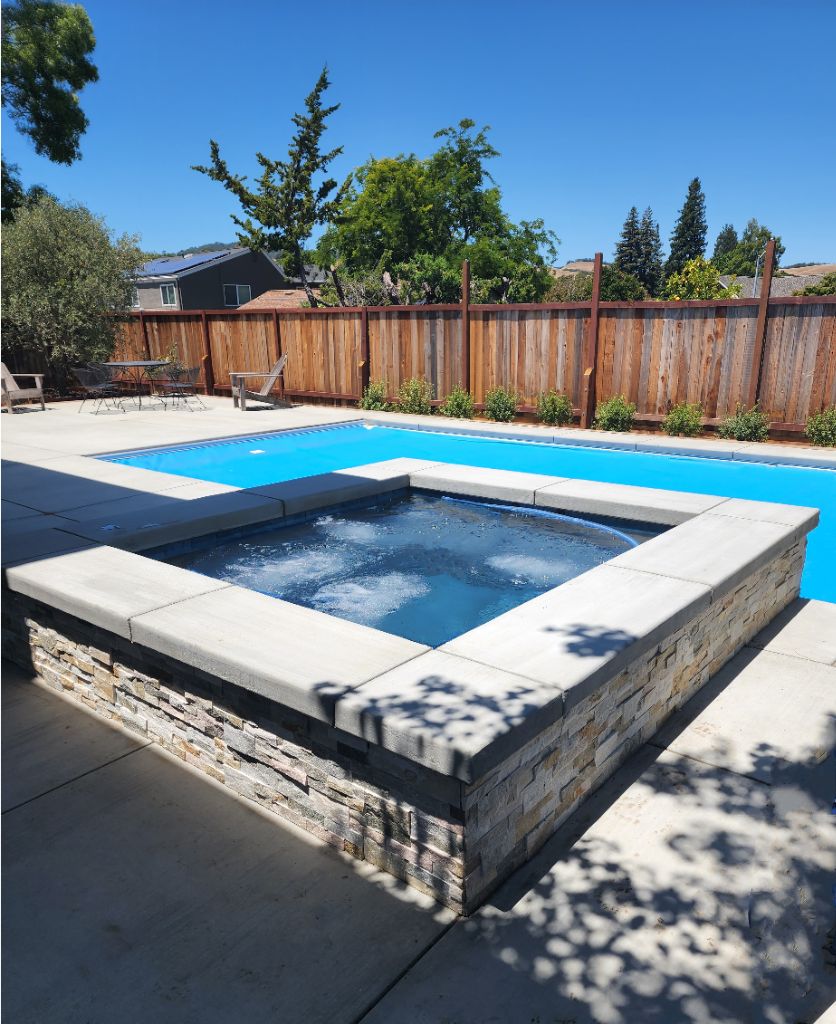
794 271 836 297
440 383 475 419
805 407 836 447
484 386 518 422
718 404 770 442
536 390 573 426
594 394 636 432
359 379 390 411
662 257 740 300
397 376 433 415
661 402 703 437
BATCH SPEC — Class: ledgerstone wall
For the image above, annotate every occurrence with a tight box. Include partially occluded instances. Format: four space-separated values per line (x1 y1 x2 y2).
1 538 804 914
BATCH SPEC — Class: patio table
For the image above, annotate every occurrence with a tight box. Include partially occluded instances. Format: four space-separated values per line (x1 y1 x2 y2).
104 360 170 409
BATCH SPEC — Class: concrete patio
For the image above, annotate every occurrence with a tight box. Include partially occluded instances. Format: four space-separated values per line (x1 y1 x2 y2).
3 596 834 1023
2 398 835 1022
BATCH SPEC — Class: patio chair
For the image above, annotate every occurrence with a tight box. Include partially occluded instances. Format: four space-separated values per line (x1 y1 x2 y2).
230 354 289 411
155 366 207 410
1 363 45 413
72 366 125 414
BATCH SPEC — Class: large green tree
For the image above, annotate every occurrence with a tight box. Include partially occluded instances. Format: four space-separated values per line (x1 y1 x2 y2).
2 196 143 386
194 68 348 306
1 0 97 220
613 206 642 280
665 177 707 277
317 119 558 304
638 207 664 295
712 223 738 263
713 218 785 277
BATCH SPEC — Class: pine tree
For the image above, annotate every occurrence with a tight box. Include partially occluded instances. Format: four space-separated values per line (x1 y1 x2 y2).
712 223 738 263
665 177 707 278
193 68 348 307
614 206 642 280
638 207 664 296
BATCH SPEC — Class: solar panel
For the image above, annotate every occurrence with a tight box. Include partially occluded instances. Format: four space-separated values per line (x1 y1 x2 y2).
138 250 233 276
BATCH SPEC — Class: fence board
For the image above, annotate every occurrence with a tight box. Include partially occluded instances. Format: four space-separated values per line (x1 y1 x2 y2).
369 309 462 400
759 303 836 422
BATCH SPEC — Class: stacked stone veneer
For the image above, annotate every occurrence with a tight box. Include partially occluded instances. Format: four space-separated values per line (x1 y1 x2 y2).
2 538 804 914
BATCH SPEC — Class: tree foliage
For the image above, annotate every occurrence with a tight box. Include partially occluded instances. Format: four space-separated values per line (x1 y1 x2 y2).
600 264 647 300
712 223 738 262
316 119 558 304
1 0 98 164
712 219 785 277
613 207 642 280
193 67 348 305
662 256 741 300
794 271 836 296
1 196 143 385
665 177 707 277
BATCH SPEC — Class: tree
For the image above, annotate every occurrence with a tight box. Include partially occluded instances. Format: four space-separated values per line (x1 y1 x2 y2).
794 271 836 296
2 0 98 164
713 219 785 277
600 264 647 301
317 119 558 304
1 196 143 386
665 177 707 277
193 67 348 306
662 256 741 300
638 207 664 295
712 223 738 262
613 206 642 280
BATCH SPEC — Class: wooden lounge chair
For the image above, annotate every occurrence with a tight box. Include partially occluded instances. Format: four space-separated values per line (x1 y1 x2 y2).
1 362 45 413
230 355 289 411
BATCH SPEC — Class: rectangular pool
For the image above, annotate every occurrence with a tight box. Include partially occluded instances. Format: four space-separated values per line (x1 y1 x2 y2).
103 422 836 602
155 493 656 647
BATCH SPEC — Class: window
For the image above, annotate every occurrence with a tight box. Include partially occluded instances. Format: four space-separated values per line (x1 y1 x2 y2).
223 283 252 307
160 283 177 307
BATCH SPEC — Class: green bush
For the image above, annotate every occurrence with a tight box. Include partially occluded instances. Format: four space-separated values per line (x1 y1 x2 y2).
397 376 434 415
440 383 475 419
718 404 770 442
594 394 636 432
661 402 703 437
805 407 836 447
536 390 573 426
484 386 518 422
358 379 390 411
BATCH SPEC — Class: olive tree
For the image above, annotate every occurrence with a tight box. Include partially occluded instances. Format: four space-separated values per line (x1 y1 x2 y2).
2 195 143 387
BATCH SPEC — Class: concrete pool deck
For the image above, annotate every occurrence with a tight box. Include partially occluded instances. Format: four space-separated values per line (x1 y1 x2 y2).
2 398 835 1016
3 595 834 1023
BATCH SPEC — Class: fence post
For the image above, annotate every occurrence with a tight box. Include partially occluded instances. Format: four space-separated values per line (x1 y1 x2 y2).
359 306 370 399
200 311 215 395
138 311 151 360
272 309 283 364
748 237 776 410
461 259 471 392
579 252 603 428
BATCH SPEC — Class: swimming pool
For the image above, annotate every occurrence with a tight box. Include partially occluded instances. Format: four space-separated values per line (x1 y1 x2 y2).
103 422 836 602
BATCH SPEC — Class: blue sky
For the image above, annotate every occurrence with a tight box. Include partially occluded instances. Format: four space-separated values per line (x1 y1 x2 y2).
4 0 834 264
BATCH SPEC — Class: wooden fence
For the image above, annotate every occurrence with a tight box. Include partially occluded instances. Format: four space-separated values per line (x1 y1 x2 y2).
114 248 836 434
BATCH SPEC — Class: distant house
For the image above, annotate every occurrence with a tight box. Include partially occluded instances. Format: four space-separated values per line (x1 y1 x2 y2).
132 248 285 310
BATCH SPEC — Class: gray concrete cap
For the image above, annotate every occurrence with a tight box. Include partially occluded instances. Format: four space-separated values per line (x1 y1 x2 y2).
609 509 816 593
336 650 565 782
443 564 711 710
4 545 230 638
130 586 428 722
409 463 563 505
536 478 725 525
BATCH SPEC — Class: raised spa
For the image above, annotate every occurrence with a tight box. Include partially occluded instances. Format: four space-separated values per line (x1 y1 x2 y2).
156 493 659 646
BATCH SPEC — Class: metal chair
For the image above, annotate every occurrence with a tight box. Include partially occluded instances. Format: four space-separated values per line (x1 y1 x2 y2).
155 366 207 410
72 366 125 414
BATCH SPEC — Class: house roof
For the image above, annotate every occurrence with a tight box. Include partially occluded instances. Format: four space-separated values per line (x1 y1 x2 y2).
137 248 249 279
268 257 329 285
238 288 310 309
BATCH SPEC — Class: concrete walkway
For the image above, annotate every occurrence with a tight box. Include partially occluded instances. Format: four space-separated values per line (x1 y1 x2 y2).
3 599 834 1023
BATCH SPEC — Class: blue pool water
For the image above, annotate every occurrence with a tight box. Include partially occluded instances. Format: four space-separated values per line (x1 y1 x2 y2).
104 423 836 602
160 493 647 646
